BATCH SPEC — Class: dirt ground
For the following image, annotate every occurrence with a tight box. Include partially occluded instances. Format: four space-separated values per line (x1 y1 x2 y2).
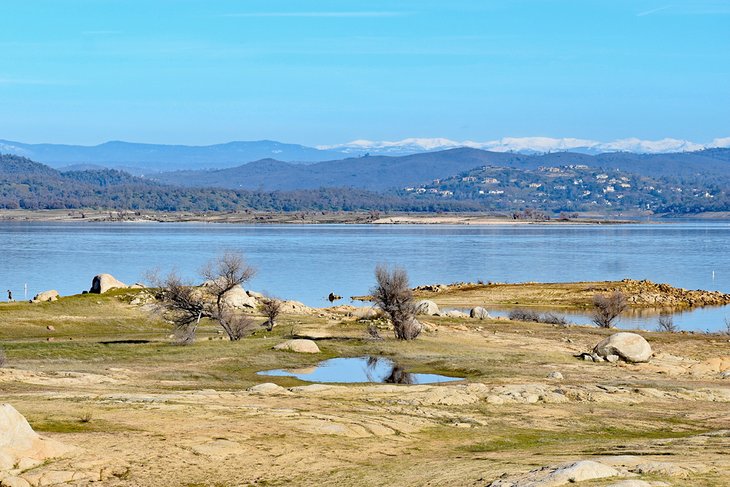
1 291 729 486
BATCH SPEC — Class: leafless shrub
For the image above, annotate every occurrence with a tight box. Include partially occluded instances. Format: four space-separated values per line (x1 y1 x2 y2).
371 264 421 340
366 324 383 340
723 317 730 336
592 292 627 328
150 252 257 343
541 312 569 325
508 308 541 322
226 312 258 340
78 411 93 423
508 309 568 325
260 296 283 332
656 313 679 333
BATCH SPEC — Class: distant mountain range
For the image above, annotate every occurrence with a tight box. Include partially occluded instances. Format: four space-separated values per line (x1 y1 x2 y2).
153 147 730 192
1 136 729 173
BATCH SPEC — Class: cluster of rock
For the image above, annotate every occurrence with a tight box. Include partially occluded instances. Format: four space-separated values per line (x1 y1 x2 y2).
576 332 653 363
415 300 491 320
619 279 730 307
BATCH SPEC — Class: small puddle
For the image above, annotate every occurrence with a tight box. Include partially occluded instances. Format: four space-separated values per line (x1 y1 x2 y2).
257 356 463 384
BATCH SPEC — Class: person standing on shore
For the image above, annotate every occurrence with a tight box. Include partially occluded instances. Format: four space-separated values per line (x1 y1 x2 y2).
6 289 13 302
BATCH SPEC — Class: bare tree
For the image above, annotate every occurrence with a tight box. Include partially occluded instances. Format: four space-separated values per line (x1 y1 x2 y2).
260 296 283 331
656 313 679 333
371 264 421 340
723 317 730 336
592 291 627 328
151 252 257 343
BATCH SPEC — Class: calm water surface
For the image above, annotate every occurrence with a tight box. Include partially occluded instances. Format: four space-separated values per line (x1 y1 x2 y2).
258 356 462 384
1 221 728 331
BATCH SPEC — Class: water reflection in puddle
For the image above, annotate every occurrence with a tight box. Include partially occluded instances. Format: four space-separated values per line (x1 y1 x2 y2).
257 356 463 384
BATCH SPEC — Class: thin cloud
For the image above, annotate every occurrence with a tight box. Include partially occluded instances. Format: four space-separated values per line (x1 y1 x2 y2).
637 5 671 16
222 11 405 18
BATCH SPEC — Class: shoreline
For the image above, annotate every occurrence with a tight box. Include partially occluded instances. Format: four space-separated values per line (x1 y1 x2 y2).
0 209 665 225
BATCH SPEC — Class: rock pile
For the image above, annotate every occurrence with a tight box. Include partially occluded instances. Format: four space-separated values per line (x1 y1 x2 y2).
89 274 127 294
620 279 730 307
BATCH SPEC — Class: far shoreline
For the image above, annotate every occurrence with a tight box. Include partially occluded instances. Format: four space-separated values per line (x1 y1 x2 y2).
0 209 689 225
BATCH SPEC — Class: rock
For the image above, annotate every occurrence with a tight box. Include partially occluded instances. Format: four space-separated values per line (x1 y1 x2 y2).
31 290 59 303
221 285 258 309
593 332 652 363
0 477 31 487
689 356 730 375
606 481 670 487
273 339 320 354
443 310 469 319
415 300 440 316
129 282 146 289
46 325 55 332
470 306 491 319
488 460 620 486
279 300 316 315
605 354 620 363
547 371 563 380
89 274 127 294
246 290 265 299
248 383 290 395
721 371 730 379
0 404 75 472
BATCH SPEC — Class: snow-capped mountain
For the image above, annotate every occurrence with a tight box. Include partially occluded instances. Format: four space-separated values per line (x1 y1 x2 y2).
319 136 730 156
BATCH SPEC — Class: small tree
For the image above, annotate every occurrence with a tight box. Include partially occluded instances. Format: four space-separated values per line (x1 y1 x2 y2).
371 264 421 340
592 291 627 328
656 313 678 333
152 252 257 343
260 296 283 332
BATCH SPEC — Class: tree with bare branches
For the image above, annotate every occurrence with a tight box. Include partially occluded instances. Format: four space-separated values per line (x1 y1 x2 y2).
371 264 421 340
150 252 257 343
260 296 283 331
592 291 627 328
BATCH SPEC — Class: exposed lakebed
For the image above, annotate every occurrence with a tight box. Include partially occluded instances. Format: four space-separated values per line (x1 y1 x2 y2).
257 356 463 384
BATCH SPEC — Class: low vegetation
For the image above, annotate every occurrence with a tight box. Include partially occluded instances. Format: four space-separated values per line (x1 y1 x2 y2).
592 291 628 328
371 265 421 340
507 308 568 325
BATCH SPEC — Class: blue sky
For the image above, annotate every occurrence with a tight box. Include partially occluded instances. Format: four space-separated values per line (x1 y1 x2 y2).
1 0 728 145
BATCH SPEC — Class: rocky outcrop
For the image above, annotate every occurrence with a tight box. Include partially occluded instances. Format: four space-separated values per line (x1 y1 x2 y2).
89 274 127 294
31 290 59 303
0 404 75 472
488 460 620 486
273 339 320 354
470 306 490 319
415 300 440 316
620 279 730 307
593 332 652 363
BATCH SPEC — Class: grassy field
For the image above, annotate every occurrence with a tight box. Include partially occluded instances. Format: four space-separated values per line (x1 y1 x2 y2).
1 290 729 486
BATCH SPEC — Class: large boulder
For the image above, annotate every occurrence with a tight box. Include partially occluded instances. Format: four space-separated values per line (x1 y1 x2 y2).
222 285 258 309
470 306 491 319
593 332 652 363
89 274 127 294
0 404 75 472
31 290 59 303
273 339 320 354
415 300 440 316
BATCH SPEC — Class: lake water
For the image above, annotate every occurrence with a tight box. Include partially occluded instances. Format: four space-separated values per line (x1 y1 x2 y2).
258 356 462 384
1 221 729 331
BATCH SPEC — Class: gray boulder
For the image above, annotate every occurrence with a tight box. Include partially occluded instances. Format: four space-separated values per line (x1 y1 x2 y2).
593 332 652 363
470 306 491 319
273 339 320 354
222 285 258 309
415 300 440 316
31 290 59 303
89 274 127 294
